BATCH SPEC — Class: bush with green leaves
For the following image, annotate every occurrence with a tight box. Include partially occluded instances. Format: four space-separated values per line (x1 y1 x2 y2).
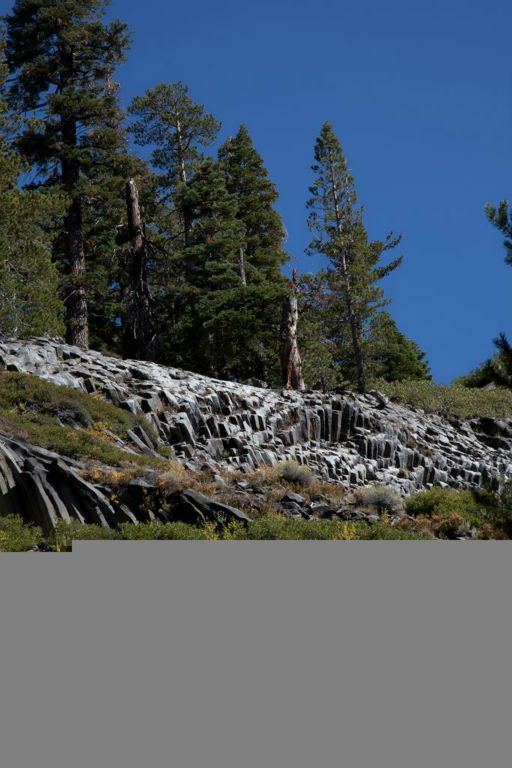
406 488 478 519
52 521 120 552
0 516 42 552
74 516 427 542
405 488 484 539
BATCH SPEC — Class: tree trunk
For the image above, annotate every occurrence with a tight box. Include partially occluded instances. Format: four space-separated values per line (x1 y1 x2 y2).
60 109 89 349
122 179 155 361
63 200 89 348
280 270 305 391
239 247 247 287
176 117 194 283
57 41 89 348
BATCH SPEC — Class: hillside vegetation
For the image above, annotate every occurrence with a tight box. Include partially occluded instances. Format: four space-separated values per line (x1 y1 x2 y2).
0 371 169 468
375 379 512 420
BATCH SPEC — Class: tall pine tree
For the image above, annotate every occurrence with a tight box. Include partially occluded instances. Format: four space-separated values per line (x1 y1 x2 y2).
129 82 220 194
5 0 130 348
128 82 220 257
128 82 221 359
172 157 247 377
307 122 402 393
218 125 289 381
0 30 65 338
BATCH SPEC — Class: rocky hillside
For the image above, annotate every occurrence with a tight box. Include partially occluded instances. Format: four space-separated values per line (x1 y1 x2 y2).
1 338 512 533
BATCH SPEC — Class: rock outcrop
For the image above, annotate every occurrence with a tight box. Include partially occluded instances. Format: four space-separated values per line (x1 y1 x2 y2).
1 337 512 530
0 433 128 533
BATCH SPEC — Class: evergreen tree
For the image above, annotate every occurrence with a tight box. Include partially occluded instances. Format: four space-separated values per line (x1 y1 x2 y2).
486 199 512 265
129 82 220 192
172 158 247 377
128 82 221 357
365 312 431 383
459 335 512 389
0 30 64 338
307 122 402 392
298 271 347 390
5 0 131 348
218 124 289 381
488 333 512 387
128 82 220 252
463 199 512 388
218 125 288 279
84 151 159 353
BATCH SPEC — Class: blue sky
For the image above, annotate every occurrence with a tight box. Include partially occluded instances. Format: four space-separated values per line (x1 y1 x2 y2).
3 0 512 382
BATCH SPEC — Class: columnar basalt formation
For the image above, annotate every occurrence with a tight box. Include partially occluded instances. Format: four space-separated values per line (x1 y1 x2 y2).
1 338 512 531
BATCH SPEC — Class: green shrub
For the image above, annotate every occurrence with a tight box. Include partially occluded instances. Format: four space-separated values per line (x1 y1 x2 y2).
118 522 210 540
0 516 43 552
355 485 404 515
52 521 120 551
474 482 512 539
406 488 477 518
243 516 356 540
405 488 484 539
352 520 431 540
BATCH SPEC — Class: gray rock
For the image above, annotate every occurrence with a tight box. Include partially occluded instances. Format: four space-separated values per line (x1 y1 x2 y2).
281 491 305 505
168 489 252 527
1 337 512 530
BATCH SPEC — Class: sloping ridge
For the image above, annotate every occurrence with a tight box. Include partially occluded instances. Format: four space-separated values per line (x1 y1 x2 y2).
1 338 511 531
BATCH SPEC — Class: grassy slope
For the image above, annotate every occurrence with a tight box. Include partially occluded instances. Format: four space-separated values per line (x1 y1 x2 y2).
0 371 168 468
375 379 512 420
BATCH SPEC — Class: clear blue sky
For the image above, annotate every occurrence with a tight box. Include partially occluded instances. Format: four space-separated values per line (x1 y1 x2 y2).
3 0 512 382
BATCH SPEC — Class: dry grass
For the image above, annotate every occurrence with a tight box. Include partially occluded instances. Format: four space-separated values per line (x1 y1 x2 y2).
375 379 512 420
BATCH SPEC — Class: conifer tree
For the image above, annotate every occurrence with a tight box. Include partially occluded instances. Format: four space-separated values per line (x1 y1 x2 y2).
218 125 288 280
128 82 220 253
307 122 402 393
5 0 131 348
0 31 65 338
477 198 512 387
298 270 347 390
129 83 220 192
218 125 289 381
128 82 221 352
173 158 247 377
486 200 512 265
365 312 431 382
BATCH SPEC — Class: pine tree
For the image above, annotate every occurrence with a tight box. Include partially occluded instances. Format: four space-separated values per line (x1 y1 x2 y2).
218 125 289 381
365 312 431 383
219 125 288 279
486 200 512 265
173 158 247 377
298 270 347 390
128 82 220 253
0 30 65 338
128 82 221 357
129 83 220 192
5 0 131 348
472 198 512 387
307 122 402 393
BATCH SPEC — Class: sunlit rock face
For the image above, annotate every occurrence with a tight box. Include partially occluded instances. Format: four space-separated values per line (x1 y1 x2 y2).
1 338 511 531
